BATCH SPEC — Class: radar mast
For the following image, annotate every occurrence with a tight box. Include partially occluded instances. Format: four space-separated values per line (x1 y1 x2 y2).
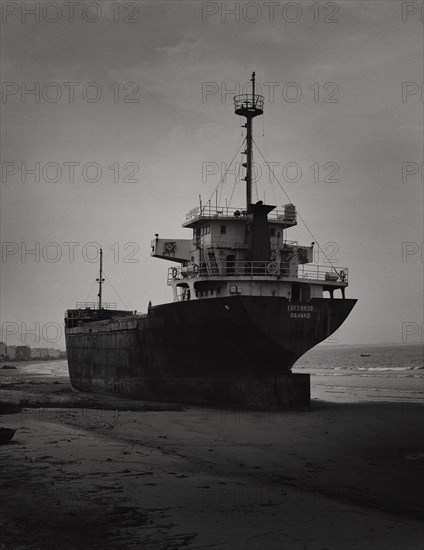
234 72 264 211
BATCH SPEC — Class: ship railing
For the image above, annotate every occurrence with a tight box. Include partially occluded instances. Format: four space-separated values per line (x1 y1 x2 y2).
168 263 348 283
195 237 249 248
192 237 298 249
75 302 117 310
297 265 348 283
186 206 247 221
276 239 298 247
234 94 265 111
184 205 297 224
195 238 298 248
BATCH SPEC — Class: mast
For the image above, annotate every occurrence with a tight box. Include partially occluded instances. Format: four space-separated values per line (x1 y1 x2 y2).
234 72 264 211
246 73 254 207
96 248 105 309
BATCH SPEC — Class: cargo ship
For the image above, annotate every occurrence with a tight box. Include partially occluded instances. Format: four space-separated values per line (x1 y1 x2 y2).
65 73 356 408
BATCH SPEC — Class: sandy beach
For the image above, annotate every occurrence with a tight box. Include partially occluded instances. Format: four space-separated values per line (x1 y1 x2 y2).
1 360 423 549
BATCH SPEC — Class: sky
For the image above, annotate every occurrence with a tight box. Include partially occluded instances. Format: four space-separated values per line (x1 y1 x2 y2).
1 0 423 349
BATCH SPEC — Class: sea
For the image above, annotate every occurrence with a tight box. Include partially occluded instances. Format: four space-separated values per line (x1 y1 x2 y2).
294 342 423 373
294 343 423 403
1 344 422 403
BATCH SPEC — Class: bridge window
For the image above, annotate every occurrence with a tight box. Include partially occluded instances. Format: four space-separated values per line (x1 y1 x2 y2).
193 227 201 245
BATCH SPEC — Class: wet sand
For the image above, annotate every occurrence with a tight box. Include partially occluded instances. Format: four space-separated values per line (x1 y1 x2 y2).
1 362 423 549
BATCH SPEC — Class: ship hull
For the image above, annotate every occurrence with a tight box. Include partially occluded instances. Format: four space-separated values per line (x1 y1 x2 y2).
65 296 356 408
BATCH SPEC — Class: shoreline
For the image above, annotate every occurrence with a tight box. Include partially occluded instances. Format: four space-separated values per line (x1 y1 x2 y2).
2 358 422 407
1 366 423 549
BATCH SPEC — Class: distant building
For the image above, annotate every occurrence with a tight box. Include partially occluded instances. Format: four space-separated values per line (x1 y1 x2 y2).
0 343 18 361
6 346 16 360
31 348 51 359
30 348 63 359
16 346 31 361
29 347 63 360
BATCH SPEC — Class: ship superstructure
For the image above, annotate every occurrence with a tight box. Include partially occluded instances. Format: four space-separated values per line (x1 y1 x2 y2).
151 73 348 307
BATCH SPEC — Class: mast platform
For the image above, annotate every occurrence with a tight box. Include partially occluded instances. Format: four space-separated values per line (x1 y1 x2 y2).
234 93 264 117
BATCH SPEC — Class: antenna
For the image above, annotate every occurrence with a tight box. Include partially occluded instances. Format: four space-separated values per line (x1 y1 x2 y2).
96 248 105 309
233 72 264 211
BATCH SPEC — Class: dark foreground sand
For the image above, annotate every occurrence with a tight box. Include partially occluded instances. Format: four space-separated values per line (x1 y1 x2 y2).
0 364 423 549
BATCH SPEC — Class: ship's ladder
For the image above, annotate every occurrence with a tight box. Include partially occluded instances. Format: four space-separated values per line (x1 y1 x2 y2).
203 245 212 275
203 245 222 275
212 246 223 275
